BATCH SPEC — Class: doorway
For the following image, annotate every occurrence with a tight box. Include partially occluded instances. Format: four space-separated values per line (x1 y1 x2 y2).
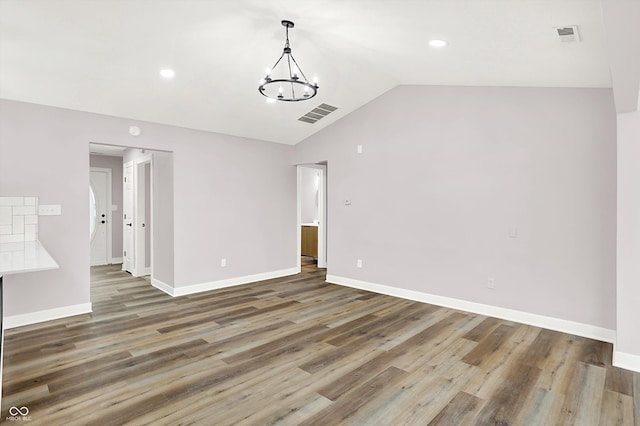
89 143 175 298
297 164 327 269
89 167 112 266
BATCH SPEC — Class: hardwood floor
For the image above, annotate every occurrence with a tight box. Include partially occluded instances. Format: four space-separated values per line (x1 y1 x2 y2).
2 258 639 425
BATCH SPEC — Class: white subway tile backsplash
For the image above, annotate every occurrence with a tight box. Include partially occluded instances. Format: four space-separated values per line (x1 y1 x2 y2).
0 234 25 243
13 206 36 215
0 197 25 206
12 215 25 234
0 196 40 243
0 207 12 225
25 224 37 241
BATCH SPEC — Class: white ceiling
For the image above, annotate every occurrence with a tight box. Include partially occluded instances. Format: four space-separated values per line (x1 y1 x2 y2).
0 0 612 145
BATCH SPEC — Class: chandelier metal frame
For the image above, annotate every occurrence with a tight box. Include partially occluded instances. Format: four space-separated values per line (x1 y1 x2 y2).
258 20 318 102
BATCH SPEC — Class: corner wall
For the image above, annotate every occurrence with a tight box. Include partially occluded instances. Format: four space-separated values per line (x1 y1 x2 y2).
293 85 617 332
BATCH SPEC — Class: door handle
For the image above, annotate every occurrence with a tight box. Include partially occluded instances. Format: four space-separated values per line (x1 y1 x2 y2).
101 220 106 224
126 223 132 227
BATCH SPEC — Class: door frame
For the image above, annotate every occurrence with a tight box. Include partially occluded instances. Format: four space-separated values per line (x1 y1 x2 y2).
297 164 327 269
134 154 153 277
124 154 154 277
123 161 134 273
90 167 113 266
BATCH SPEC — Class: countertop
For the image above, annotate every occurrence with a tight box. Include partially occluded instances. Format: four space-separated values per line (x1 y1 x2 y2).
0 240 59 276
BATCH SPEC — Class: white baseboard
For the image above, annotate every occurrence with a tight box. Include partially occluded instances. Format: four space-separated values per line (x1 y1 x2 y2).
326 275 616 344
90 258 123 267
613 351 640 373
4 303 93 329
151 277 174 296
152 267 300 297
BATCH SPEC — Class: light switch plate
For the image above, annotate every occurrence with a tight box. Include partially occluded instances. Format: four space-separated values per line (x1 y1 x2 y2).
39 204 62 216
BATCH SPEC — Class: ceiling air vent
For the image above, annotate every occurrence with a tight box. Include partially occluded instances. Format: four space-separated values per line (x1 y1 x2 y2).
298 103 338 124
554 26 580 43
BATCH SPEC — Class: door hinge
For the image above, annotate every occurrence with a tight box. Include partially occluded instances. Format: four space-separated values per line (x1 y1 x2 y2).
124 250 126 256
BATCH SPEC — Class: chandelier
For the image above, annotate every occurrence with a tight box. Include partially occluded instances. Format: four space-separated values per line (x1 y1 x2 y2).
259 20 318 102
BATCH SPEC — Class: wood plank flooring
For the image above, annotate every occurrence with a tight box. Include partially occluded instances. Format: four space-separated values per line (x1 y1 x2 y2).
2 258 639 425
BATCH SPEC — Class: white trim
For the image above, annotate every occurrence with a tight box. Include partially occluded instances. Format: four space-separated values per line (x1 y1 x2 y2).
133 154 153 278
4 303 92 329
109 257 123 264
317 166 327 268
613 350 640 373
296 166 302 270
326 274 616 343
123 161 134 273
153 267 299 297
296 163 328 268
151 277 174 296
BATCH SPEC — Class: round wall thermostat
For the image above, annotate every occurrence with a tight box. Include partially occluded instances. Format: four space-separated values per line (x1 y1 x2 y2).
129 126 141 136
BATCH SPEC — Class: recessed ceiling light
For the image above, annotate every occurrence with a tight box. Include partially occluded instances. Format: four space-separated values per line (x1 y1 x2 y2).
265 98 277 104
160 69 175 79
428 39 448 48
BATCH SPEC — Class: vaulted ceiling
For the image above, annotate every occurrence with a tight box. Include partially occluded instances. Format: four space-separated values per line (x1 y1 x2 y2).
0 1 637 145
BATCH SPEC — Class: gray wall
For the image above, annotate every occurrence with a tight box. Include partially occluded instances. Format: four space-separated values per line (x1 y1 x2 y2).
0 99 296 316
89 154 123 260
293 85 617 329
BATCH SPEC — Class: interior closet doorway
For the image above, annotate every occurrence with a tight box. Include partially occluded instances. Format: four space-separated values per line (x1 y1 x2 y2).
297 163 327 269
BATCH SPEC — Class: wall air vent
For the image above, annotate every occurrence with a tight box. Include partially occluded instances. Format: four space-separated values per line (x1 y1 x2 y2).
298 103 338 124
554 26 580 43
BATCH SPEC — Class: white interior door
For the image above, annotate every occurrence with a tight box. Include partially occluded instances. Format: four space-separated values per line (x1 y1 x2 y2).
90 170 109 265
123 162 135 273
134 158 152 277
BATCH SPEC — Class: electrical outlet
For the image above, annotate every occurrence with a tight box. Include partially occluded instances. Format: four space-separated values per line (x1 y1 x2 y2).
487 278 495 289
357 144 363 154
221 258 227 267
356 259 363 268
